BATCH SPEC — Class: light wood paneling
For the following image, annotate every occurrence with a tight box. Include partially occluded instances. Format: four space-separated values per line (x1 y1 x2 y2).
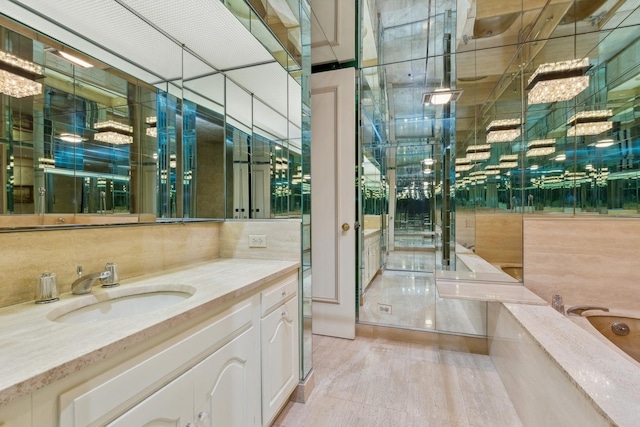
523 216 640 310
475 213 523 266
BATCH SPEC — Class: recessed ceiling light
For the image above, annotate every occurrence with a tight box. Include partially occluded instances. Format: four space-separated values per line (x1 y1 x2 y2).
595 139 614 148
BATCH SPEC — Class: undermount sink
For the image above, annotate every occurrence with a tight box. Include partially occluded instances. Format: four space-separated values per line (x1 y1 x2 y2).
48 285 195 323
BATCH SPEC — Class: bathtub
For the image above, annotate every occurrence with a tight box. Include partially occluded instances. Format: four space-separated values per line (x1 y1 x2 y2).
579 310 640 364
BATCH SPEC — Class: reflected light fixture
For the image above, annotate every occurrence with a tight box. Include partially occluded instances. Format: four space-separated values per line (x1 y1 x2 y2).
45 48 93 68
455 157 474 172
567 110 613 136
499 154 518 169
58 133 85 143
554 153 566 161
0 49 43 98
466 144 491 161
94 120 133 145
526 139 556 157
486 119 521 143
146 116 157 138
526 58 591 105
595 138 614 148
422 88 462 105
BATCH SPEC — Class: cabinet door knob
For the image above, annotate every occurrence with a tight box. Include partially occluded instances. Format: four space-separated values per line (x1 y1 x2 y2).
281 311 287 317
341 223 350 231
197 411 209 422
281 290 287 297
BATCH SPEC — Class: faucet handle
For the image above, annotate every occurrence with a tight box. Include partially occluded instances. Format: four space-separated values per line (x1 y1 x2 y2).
77 265 83 277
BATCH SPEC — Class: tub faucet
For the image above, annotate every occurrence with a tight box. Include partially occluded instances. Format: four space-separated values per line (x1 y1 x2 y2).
566 305 610 316
71 265 111 295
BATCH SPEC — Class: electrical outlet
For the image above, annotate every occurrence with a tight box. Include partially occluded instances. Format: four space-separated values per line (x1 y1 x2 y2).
248 234 267 248
377 303 392 314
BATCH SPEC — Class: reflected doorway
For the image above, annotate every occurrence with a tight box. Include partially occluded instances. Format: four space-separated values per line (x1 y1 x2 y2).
359 143 441 330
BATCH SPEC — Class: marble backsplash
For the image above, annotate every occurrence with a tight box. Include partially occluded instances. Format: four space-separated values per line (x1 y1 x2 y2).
523 216 640 311
0 222 220 308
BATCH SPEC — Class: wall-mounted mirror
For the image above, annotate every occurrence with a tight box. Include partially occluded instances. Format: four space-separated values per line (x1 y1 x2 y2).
0 2 304 227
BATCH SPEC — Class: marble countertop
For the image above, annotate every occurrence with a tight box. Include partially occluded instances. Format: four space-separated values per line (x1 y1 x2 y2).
0 258 299 407
436 279 546 305
505 304 640 426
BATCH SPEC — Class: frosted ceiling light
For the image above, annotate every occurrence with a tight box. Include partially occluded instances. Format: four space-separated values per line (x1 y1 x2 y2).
527 58 591 105
58 133 85 143
595 139 614 148
422 88 462 105
567 110 613 136
486 119 521 143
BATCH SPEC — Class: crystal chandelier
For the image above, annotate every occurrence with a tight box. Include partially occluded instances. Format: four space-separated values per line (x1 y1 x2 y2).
526 139 556 157
146 116 157 138
466 144 491 161
486 119 521 143
0 49 44 98
499 154 519 169
94 120 133 145
567 110 613 137
526 58 591 105
455 157 474 172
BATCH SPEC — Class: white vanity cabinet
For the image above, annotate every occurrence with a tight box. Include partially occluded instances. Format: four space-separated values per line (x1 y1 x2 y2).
260 274 299 427
29 270 300 427
109 324 260 427
0 394 31 426
107 369 193 427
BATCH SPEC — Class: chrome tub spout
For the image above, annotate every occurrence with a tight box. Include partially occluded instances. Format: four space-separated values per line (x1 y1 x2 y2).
566 305 610 316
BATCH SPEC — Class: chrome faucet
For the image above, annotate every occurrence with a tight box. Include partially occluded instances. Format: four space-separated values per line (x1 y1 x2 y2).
566 305 610 316
71 265 111 295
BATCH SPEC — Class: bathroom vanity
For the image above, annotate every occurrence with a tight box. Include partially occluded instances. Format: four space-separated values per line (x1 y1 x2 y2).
0 258 300 427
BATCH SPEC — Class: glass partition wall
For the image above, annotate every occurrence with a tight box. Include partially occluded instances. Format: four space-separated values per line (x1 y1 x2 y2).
0 0 312 379
358 0 640 336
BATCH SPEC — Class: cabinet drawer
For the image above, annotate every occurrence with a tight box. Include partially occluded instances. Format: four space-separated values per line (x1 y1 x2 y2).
261 272 298 317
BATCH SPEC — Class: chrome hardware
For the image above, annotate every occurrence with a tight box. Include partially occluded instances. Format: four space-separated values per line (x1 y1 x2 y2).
35 272 59 304
281 290 287 297
566 305 610 316
341 223 350 231
551 294 564 314
71 267 111 295
281 311 287 317
612 322 630 336
102 262 120 288
197 411 209 421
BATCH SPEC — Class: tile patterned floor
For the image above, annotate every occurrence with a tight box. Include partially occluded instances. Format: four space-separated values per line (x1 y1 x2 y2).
273 335 523 427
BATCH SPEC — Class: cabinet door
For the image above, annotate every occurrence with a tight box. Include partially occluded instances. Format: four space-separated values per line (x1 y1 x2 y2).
107 370 193 427
261 296 299 426
192 325 261 427
0 394 31 426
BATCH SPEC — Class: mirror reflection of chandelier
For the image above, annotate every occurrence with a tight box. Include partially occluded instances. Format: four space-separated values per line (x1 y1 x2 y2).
526 139 556 157
527 58 591 105
566 110 613 136
0 49 43 98
486 119 521 143
465 144 491 161
94 120 133 145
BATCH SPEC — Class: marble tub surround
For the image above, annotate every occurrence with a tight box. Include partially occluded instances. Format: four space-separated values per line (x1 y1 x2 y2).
0 258 300 407
523 216 640 311
489 303 640 427
0 222 221 308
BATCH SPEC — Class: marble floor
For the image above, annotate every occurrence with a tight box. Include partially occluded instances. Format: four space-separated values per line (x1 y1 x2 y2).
273 335 523 427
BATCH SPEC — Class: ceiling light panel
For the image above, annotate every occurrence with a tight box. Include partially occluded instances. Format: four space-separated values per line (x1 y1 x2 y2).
121 0 274 71
9 0 183 82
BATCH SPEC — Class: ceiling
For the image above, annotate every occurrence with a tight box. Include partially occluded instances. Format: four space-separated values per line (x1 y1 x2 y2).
363 0 640 160
1 0 300 137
